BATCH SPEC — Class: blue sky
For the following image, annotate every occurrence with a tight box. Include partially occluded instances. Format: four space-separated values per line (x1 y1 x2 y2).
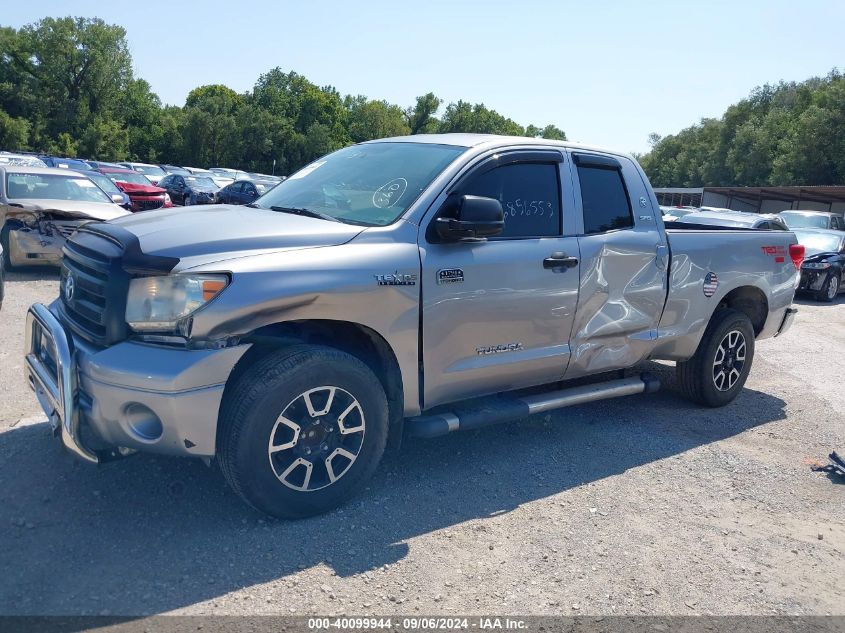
5 0 844 153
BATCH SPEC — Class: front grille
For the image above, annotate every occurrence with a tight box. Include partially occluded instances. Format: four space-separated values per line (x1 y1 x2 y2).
59 230 131 346
134 197 165 212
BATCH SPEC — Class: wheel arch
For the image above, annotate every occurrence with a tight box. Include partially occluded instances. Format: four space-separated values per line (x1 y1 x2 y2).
712 285 768 336
221 319 406 448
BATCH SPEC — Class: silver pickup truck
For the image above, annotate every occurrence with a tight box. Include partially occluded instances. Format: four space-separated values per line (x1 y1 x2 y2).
24 134 803 518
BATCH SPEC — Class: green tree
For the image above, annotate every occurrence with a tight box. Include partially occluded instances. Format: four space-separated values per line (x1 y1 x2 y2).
0 109 30 150
346 97 409 142
405 93 442 134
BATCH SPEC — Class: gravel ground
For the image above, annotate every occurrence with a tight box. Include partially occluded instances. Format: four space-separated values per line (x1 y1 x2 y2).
0 270 842 616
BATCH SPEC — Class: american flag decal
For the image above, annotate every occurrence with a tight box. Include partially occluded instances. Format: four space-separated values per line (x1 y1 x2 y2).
703 272 719 297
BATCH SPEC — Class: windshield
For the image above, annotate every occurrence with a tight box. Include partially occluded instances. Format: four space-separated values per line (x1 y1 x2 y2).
6 172 112 203
793 231 843 255
132 164 166 177
164 167 190 175
780 212 830 229
186 176 217 189
254 142 466 226
85 172 122 196
106 171 153 186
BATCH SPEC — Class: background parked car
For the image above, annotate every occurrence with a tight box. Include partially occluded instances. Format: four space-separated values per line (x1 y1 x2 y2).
85 160 125 170
247 172 283 182
184 167 233 188
78 169 131 208
158 173 219 205
778 210 845 230
794 228 845 302
0 153 47 168
216 179 275 205
660 206 699 221
209 167 250 181
0 166 128 270
159 164 192 176
39 156 92 171
98 168 172 212
672 209 788 230
120 162 167 185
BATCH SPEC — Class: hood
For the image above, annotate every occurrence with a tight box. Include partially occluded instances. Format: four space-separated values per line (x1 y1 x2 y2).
803 250 838 261
188 183 218 193
5 199 129 221
115 181 166 196
110 204 365 262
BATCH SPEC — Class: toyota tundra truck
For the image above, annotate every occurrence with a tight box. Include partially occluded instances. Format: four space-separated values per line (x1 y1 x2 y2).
24 134 803 518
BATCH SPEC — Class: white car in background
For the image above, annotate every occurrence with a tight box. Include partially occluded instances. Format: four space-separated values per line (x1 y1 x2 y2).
0 153 48 168
660 205 699 222
184 167 233 188
119 162 167 185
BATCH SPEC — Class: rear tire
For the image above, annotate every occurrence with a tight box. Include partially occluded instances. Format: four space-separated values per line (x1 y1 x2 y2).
676 309 755 407
218 345 389 519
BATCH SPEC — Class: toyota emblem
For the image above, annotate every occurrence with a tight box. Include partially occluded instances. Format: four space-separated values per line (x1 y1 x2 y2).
63 273 75 302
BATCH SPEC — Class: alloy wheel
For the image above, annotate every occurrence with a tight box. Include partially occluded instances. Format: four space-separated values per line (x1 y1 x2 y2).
267 386 366 492
712 329 746 392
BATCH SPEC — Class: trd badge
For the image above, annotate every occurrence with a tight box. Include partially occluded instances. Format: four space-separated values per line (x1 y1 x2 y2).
437 268 464 285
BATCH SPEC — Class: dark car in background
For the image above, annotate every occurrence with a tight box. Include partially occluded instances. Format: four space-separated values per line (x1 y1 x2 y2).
79 169 131 208
779 210 845 230
158 173 219 205
86 160 127 170
215 179 276 205
794 229 845 302
98 168 172 212
671 209 788 230
39 156 91 171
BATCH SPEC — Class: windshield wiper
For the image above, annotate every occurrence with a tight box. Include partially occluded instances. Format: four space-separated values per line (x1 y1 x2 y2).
269 205 340 223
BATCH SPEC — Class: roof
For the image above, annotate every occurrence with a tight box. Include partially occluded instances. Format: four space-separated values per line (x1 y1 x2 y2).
779 209 839 217
0 165 87 176
365 133 634 159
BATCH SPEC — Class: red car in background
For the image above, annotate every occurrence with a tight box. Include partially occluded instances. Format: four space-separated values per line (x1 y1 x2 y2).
97 168 173 212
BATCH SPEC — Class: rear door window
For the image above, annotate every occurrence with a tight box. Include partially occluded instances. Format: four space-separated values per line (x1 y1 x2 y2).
577 162 634 234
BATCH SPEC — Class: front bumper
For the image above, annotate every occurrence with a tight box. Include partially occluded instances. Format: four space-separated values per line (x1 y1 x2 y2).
799 269 828 292
9 227 64 267
24 303 249 462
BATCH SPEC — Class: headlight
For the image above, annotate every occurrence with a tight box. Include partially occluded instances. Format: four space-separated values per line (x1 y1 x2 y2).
802 262 831 269
125 274 228 332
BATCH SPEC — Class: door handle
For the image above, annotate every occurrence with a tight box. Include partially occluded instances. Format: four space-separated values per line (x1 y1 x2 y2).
543 252 579 269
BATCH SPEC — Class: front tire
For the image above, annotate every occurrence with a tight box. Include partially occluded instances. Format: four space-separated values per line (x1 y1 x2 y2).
818 273 839 302
1 222 19 272
676 309 755 407
218 345 389 519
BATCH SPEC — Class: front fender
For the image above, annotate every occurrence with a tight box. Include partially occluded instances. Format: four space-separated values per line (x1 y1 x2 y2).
185 224 423 414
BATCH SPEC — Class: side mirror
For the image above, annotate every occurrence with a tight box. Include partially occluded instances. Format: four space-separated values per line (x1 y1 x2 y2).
435 195 504 241
111 193 124 204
